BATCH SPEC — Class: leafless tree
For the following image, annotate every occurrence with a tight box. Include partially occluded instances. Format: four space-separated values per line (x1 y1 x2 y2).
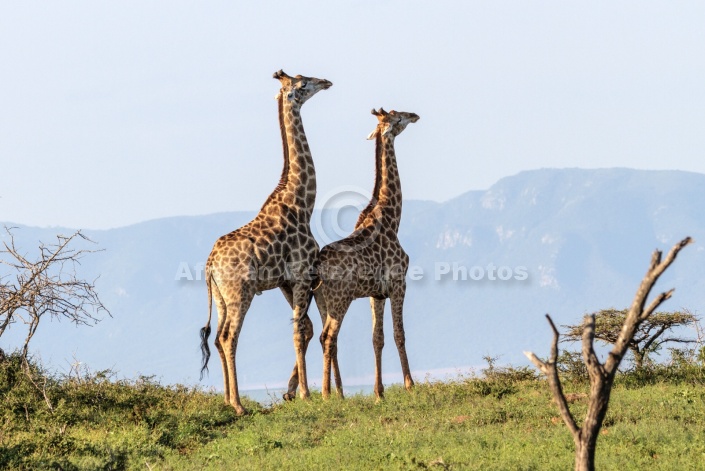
563 308 699 369
0 227 109 363
524 237 691 471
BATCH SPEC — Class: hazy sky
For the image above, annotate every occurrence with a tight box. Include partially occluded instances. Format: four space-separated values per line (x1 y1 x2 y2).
2 2 704 229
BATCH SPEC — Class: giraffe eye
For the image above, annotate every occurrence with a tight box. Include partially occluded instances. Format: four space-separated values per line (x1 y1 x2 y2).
300 81 308 88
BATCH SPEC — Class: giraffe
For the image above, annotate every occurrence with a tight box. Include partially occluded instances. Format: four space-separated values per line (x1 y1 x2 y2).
315 108 419 400
200 70 332 415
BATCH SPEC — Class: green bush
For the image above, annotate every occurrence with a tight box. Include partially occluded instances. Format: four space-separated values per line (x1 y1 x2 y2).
0 351 246 470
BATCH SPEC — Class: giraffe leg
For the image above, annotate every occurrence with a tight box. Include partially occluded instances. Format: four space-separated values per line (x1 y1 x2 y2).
284 313 313 401
213 289 230 405
320 315 339 400
332 346 343 398
292 285 313 400
320 300 350 400
315 288 343 397
371 297 385 400
279 285 302 401
219 285 255 415
390 284 413 391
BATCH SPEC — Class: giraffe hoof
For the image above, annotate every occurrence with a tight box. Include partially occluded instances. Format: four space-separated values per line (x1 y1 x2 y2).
233 405 248 416
282 392 296 402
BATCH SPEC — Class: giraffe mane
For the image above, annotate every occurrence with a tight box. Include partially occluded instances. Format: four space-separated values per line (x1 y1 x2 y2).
261 92 290 209
355 131 382 228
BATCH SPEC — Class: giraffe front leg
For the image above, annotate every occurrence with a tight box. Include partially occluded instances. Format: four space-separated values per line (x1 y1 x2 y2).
292 286 312 400
371 297 385 400
390 285 413 392
284 313 313 401
280 285 301 401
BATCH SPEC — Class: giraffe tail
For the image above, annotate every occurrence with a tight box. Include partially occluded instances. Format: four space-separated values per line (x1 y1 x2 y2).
199 270 213 380
306 286 314 315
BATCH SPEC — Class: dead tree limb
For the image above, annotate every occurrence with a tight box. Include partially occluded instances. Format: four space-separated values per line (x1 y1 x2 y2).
525 236 691 471
525 315 580 438
0 227 110 362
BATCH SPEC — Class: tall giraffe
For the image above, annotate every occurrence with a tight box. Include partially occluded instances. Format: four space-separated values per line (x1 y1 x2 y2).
316 108 419 400
200 70 332 415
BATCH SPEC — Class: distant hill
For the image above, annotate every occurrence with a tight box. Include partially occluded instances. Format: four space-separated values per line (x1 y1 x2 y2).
2 168 704 391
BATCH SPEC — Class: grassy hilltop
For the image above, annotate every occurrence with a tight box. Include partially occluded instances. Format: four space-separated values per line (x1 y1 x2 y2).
1 353 704 470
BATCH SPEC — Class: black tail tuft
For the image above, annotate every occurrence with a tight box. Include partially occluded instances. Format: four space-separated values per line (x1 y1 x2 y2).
199 325 211 380
307 287 314 310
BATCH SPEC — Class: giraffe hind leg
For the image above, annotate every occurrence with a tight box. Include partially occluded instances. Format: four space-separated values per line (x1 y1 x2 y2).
219 284 255 415
320 298 351 400
313 288 343 397
212 286 231 405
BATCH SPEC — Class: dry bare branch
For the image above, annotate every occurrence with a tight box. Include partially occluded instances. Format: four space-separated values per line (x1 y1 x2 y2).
0 227 110 361
525 237 691 471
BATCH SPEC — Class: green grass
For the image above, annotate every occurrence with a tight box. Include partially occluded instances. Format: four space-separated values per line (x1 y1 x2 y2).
0 353 246 470
2 353 705 470
165 380 705 470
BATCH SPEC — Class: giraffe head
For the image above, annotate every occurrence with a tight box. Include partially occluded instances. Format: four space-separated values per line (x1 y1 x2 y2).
273 70 332 105
367 108 420 140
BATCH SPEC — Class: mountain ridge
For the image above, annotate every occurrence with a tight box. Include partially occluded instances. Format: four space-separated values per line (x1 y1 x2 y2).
2 168 703 391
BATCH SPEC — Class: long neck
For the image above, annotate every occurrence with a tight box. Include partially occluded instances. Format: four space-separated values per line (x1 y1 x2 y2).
378 134 402 232
260 95 316 218
282 97 316 216
355 132 383 228
356 132 402 233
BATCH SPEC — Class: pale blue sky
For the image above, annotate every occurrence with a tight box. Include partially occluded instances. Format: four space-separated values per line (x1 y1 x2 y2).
2 1 704 229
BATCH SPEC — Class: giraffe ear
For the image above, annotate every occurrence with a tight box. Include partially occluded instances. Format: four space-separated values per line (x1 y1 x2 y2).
366 128 378 140
381 123 394 136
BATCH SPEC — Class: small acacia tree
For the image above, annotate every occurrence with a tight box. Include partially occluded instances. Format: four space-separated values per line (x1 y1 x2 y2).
524 237 691 471
0 227 109 363
563 308 698 369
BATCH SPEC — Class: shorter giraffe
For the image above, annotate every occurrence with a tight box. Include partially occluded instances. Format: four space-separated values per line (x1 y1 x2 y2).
315 108 419 400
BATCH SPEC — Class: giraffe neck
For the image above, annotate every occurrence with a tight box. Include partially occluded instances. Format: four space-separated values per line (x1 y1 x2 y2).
260 94 316 219
355 131 383 229
356 132 402 233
